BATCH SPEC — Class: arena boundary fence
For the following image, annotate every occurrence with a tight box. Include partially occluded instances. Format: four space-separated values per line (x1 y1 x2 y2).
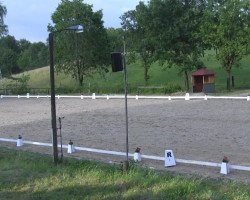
0 138 250 172
0 93 250 101
1 94 250 172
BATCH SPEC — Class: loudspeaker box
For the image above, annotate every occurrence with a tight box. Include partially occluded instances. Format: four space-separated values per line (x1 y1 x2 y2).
111 52 123 72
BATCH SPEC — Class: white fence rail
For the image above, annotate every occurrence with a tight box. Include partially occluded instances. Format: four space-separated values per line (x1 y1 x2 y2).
0 138 250 172
1 93 250 101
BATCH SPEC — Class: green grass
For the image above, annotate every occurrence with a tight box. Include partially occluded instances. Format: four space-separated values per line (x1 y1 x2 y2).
0 147 250 200
1 51 250 94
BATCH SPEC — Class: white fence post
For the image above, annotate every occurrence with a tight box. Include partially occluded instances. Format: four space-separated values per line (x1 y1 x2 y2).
185 93 190 100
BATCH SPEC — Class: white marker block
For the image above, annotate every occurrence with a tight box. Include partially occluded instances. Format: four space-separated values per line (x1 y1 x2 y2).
134 152 141 162
81 95 83 100
92 93 96 100
247 96 250 101
17 139 23 147
67 144 75 154
220 162 230 175
26 93 30 98
0 95 3 99
57 95 60 99
168 96 171 100
107 95 109 100
165 150 176 167
18 95 20 98
135 95 138 100
204 95 207 100
185 93 190 100
37 95 39 98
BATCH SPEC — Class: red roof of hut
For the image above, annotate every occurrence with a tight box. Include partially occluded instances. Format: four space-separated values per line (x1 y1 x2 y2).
192 68 215 77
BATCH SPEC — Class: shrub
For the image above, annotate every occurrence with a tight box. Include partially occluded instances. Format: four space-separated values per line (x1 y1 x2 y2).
163 83 182 94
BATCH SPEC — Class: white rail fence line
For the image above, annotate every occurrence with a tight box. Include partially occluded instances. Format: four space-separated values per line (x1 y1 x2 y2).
1 138 250 172
1 93 250 101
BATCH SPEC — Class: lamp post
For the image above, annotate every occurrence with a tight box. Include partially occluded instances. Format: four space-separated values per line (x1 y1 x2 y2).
123 38 129 171
49 25 83 164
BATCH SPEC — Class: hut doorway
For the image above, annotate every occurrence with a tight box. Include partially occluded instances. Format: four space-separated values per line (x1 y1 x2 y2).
194 76 203 92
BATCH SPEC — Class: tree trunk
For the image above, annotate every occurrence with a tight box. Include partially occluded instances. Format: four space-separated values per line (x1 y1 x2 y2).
77 64 83 86
78 74 83 86
144 64 149 86
184 70 190 92
227 70 231 91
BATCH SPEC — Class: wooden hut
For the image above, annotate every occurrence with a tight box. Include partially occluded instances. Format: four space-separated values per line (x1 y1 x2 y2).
192 68 215 93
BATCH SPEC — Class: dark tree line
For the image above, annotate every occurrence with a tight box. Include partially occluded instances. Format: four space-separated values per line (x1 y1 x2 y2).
0 3 48 77
0 35 49 77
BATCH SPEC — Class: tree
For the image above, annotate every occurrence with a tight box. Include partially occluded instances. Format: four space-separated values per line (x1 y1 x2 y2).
0 2 7 36
18 39 31 52
17 41 48 71
201 0 250 91
106 28 124 52
121 8 156 85
49 0 110 86
128 0 206 91
0 35 20 76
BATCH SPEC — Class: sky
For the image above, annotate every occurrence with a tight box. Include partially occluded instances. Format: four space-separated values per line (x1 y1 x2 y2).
2 0 147 42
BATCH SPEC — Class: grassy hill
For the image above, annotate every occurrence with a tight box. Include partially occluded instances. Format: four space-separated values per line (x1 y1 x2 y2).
1 52 250 94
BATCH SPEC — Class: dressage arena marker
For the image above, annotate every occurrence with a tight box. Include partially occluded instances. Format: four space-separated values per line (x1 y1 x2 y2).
0 138 250 172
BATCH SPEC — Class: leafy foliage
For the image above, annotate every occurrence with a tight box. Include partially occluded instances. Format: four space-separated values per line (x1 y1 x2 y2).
0 35 20 76
49 0 110 86
107 27 124 52
200 0 250 90
18 42 49 71
0 2 7 36
121 0 206 91
121 7 156 85
0 36 49 77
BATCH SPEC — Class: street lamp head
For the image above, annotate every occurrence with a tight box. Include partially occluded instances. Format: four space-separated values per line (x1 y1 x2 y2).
66 24 84 33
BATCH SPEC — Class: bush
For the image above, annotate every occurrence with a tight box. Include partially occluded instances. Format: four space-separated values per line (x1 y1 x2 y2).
163 83 182 94
10 74 30 94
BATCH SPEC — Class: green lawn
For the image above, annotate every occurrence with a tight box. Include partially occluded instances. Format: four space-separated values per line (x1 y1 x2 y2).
1 51 250 94
0 147 249 200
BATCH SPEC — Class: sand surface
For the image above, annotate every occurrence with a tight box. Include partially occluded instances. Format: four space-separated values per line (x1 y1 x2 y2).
0 98 249 182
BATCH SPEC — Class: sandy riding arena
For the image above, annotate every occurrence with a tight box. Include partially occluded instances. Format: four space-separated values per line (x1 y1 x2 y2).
0 98 249 181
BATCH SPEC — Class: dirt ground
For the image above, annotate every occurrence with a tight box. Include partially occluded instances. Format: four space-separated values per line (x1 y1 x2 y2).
0 98 249 183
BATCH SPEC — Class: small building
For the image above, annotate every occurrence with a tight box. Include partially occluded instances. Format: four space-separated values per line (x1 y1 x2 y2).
192 68 215 93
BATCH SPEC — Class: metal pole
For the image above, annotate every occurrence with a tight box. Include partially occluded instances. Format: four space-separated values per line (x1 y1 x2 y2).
49 32 58 164
58 117 63 161
123 37 129 171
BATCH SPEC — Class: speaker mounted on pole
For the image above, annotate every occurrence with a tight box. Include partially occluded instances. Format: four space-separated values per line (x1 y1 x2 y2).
111 52 123 72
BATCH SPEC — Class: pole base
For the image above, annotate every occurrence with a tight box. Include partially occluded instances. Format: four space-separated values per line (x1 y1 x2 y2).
123 160 129 172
